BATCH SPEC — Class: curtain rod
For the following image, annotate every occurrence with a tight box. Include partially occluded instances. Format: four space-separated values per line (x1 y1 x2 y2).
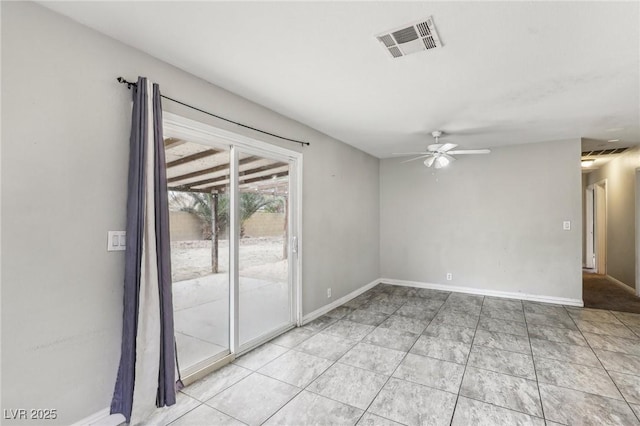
117 77 310 147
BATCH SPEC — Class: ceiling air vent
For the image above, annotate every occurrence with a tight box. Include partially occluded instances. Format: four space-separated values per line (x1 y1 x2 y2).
581 147 629 157
376 16 442 59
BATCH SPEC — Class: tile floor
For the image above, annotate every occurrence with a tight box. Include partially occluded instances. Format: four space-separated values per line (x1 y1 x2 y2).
150 284 640 426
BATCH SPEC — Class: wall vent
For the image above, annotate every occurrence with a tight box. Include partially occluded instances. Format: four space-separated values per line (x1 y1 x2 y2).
376 16 442 59
581 147 629 157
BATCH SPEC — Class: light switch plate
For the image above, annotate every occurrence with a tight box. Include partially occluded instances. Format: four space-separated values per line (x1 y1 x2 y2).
108 231 126 251
563 221 571 231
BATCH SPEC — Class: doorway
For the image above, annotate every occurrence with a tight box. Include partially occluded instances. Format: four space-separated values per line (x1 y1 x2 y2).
594 181 607 274
585 180 607 274
163 113 302 381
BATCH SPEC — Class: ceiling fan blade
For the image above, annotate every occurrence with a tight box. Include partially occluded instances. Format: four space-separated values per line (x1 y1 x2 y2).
400 154 432 163
427 143 443 152
439 143 458 152
446 149 491 155
391 152 430 156
424 156 437 167
442 153 456 162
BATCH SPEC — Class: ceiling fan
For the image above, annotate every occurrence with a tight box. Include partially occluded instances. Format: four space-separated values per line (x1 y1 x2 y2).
393 131 491 168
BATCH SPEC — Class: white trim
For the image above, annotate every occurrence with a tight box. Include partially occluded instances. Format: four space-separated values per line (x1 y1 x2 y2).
294 158 303 325
181 351 233 386
229 146 239 354
593 179 608 275
585 184 595 269
301 279 382 324
163 113 302 162
606 274 636 295
636 167 640 297
380 278 584 307
181 354 235 388
70 409 124 426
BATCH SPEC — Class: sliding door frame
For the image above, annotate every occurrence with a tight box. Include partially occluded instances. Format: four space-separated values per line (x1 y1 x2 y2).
163 112 303 369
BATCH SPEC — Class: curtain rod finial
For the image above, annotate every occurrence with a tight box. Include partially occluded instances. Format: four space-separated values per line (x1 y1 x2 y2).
117 77 136 89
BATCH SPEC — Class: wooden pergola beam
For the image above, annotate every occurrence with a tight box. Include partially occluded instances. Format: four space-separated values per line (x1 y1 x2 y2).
167 156 261 184
201 171 289 193
168 170 289 194
166 149 220 168
174 162 287 190
164 138 187 150
167 187 211 194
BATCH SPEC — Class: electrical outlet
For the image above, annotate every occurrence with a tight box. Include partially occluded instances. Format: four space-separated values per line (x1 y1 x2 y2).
327 288 332 298
446 273 452 281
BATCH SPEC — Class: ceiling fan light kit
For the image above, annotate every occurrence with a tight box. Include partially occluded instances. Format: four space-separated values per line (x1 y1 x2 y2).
433 155 450 169
393 130 491 169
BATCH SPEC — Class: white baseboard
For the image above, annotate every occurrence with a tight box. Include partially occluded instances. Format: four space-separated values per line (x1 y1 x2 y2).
381 278 584 307
71 408 125 426
301 278 382 324
606 274 637 295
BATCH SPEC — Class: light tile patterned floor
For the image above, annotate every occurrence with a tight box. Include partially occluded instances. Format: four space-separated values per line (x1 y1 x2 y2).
153 284 640 426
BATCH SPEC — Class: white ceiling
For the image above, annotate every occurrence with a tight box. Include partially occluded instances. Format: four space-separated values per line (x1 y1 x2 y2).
40 1 640 158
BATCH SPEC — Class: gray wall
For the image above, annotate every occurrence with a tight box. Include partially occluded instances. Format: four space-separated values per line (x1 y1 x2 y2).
1 2 379 424
586 146 639 289
380 139 583 300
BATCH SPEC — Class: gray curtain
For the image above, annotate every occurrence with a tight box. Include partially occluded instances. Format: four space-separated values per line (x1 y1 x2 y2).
111 76 180 424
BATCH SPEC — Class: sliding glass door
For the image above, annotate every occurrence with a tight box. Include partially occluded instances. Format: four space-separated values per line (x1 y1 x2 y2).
165 138 231 374
163 114 300 377
237 151 293 347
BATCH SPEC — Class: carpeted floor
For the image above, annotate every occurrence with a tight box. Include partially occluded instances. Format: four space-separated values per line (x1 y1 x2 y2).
583 272 640 314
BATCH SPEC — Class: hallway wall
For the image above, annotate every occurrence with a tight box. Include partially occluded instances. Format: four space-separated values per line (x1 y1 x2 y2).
586 146 640 290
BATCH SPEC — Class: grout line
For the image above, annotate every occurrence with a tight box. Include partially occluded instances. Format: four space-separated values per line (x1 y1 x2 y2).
530 351 610 371
237 320 357 424
588 347 640 370
573 318 640 338
164 402 204 426
562 305 640 423
250 371 305 425
524 301 548 422
472 340 531 355
475 326 528 338
233 343 292 372
525 326 590 347
180 364 252 403
198 373 282 425
609 310 640 330
448 295 483 426
306 288 393 423
261 284 401 425
352 288 456 425
460 363 535 382
455 394 545 422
